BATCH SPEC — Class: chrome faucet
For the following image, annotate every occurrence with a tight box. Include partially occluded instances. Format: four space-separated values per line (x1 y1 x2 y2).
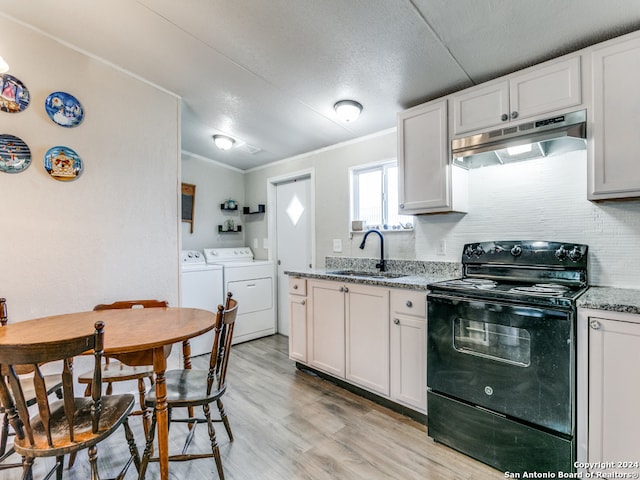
359 229 386 272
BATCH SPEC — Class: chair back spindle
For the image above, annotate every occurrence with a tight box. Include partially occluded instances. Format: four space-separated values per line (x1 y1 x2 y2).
207 295 238 396
0 298 7 327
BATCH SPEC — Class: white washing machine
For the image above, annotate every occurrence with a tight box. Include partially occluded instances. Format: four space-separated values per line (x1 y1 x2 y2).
203 247 275 345
180 250 224 356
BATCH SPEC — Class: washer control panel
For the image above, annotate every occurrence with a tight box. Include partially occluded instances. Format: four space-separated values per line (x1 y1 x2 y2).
203 247 254 263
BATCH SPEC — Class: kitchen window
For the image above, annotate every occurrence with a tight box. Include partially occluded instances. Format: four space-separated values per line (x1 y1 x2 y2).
350 160 413 231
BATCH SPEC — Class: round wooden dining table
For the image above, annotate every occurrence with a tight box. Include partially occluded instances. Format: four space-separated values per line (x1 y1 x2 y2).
0 306 217 480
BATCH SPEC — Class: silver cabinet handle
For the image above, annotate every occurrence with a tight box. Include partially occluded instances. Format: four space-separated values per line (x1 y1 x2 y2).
501 113 509 121
393 318 400 325
343 287 349 293
301 300 306 306
590 320 601 330
399 203 405 209
511 111 519 119
406 300 413 308
293 284 298 290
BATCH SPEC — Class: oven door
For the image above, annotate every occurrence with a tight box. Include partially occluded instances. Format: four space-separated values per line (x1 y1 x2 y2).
427 293 574 435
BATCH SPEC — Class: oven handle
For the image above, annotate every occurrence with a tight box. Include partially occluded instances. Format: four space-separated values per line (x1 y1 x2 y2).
427 292 572 323
428 292 511 309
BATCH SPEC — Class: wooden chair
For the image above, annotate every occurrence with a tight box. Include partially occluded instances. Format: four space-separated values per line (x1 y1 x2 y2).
77 300 169 439
0 320 140 480
0 298 63 472
138 293 238 480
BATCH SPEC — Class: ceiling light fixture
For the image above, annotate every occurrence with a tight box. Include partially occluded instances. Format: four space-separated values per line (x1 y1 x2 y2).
334 100 363 123
0 56 9 74
213 134 235 150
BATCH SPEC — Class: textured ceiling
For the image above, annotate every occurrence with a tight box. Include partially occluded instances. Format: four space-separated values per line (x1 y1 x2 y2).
2 1 640 170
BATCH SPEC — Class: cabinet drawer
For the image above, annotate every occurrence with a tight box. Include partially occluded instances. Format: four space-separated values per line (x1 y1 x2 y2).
288 277 307 296
390 290 426 317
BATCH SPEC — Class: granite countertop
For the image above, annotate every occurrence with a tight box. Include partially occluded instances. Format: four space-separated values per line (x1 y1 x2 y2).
284 268 457 291
577 286 640 315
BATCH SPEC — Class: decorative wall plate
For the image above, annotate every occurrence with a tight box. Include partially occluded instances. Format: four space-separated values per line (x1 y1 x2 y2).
0 74 30 113
43 146 83 181
0 134 31 173
45 92 84 127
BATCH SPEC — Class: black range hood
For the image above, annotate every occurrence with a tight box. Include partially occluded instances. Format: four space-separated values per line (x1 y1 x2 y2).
452 109 587 169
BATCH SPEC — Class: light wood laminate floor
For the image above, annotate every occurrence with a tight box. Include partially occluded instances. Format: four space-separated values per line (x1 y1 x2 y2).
0 334 503 479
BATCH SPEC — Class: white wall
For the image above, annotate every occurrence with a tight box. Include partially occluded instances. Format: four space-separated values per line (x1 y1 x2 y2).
415 151 640 288
245 132 640 289
243 130 398 262
0 16 181 322
181 152 245 250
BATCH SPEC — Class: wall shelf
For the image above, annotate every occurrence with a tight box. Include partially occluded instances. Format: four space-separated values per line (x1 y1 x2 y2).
220 203 239 211
218 225 242 233
243 204 266 215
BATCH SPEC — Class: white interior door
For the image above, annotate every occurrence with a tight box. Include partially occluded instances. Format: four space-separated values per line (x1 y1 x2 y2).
275 176 312 336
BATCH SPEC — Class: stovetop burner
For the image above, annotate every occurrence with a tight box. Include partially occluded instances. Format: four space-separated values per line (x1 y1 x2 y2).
510 283 569 296
443 278 497 289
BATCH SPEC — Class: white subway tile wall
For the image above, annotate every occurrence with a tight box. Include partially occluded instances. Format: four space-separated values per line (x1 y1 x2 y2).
414 151 640 289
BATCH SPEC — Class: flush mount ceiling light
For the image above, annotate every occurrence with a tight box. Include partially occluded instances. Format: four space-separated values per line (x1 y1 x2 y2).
0 56 9 74
334 100 363 123
212 134 235 150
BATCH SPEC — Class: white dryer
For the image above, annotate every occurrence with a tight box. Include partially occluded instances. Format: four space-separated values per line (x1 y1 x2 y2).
203 247 275 345
180 250 224 356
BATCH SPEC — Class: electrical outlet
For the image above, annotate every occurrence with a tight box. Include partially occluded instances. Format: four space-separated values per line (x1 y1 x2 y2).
438 239 446 256
333 239 343 252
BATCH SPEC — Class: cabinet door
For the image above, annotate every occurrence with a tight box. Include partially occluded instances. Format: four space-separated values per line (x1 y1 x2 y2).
588 316 640 465
345 284 389 395
589 36 640 199
288 295 307 362
308 280 345 377
452 81 509 135
397 99 453 214
510 56 581 122
390 314 426 412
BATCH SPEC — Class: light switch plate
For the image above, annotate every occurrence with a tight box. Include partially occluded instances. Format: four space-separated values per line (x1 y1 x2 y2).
333 239 342 252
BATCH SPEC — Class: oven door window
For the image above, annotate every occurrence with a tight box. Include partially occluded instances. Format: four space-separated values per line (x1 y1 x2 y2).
453 318 531 367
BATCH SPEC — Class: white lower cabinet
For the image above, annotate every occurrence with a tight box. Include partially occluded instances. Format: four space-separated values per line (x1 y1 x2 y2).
390 289 427 413
345 284 390 395
290 277 427 414
288 277 307 363
578 308 640 472
308 280 346 377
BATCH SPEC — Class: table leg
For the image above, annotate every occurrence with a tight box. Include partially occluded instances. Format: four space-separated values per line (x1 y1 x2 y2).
152 346 169 480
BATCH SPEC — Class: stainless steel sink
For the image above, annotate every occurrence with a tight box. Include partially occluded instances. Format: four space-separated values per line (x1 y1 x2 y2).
327 270 408 279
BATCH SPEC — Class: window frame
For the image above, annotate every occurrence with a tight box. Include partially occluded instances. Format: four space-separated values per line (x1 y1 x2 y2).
349 159 413 233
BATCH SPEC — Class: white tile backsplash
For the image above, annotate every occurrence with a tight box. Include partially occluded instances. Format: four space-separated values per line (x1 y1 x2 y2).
415 151 640 288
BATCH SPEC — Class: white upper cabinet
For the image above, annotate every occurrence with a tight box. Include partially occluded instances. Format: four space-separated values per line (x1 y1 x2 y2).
397 98 468 215
452 81 509 135
588 33 640 200
452 56 582 136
